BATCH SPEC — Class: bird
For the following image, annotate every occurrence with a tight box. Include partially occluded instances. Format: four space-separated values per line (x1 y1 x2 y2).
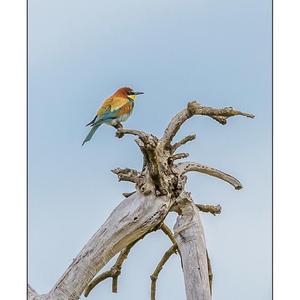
82 87 144 146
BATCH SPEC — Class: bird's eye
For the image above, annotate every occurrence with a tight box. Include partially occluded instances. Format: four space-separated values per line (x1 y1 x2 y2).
128 91 135 95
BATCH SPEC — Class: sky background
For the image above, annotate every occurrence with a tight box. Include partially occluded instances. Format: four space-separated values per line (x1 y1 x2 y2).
28 0 272 299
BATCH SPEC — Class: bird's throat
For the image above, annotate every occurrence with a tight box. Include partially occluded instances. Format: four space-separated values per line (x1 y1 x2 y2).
128 95 136 101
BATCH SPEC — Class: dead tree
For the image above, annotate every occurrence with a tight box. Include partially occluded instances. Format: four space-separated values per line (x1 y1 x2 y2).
28 101 254 300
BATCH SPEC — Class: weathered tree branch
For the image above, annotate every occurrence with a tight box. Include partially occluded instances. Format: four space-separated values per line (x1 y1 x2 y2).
150 244 178 300
172 134 197 152
83 224 177 298
160 223 177 246
161 101 254 149
116 128 158 150
196 204 222 216
29 101 253 300
115 128 150 140
176 162 242 190
84 239 139 297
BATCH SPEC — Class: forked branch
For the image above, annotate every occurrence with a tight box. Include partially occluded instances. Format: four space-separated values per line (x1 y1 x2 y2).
84 239 139 297
161 101 254 149
150 244 178 300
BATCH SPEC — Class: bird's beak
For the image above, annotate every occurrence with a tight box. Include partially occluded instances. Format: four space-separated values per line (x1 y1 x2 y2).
133 91 144 95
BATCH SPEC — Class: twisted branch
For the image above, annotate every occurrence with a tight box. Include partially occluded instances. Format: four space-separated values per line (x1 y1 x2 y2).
161 101 254 149
176 162 242 190
150 244 178 300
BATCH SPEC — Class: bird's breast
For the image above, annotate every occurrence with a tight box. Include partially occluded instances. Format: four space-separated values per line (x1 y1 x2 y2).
116 112 131 122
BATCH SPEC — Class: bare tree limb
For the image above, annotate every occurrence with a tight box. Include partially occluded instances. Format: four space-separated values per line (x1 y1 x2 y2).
111 168 140 183
150 244 178 300
172 134 197 152
116 128 158 150
196 204 222 215
115 128 150 140
28 101 253 300
84 224 178 298
176 162 242 190
161 101 254 149
160 223 177 246
84 239 139 297
188 102 255 120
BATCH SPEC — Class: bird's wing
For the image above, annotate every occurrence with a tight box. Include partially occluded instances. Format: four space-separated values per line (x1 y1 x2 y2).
96 96 131 120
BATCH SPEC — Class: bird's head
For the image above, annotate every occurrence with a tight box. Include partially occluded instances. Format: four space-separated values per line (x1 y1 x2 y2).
114 87 144 101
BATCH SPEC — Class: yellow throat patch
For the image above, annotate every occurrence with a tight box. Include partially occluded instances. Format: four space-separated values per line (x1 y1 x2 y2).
128 94 137 101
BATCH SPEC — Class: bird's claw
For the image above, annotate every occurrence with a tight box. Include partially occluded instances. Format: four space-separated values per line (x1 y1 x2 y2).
113 122 123 130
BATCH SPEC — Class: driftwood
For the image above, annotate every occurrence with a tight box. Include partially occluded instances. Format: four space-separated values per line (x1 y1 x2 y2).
28 101 254 300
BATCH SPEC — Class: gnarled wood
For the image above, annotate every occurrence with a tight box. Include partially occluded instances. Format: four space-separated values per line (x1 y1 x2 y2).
28 101 253 300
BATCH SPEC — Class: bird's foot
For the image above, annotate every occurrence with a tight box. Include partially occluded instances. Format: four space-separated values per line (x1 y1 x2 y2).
114 122 125 138
113 122 123 130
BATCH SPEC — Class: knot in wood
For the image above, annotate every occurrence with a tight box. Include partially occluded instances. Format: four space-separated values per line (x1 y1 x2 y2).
111 267 121 277
187 101 199 116
150 274 157 281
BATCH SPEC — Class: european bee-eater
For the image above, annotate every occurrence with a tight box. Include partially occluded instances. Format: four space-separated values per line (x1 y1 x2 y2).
82 87 144 146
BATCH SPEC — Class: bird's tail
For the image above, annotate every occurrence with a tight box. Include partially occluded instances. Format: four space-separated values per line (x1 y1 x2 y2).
82 123 102 146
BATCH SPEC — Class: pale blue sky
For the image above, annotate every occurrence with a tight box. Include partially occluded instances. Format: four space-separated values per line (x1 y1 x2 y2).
28 0 272 299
